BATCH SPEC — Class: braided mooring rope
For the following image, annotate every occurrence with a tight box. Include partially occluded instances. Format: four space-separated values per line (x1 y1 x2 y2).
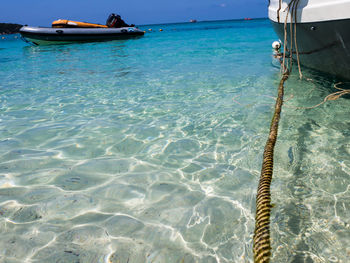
253 70 289 263
253 0 303 260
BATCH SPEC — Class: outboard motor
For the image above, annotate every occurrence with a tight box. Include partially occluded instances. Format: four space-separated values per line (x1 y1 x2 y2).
106 13 117 27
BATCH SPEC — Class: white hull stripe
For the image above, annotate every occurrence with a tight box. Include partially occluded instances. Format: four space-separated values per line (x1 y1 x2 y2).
269 0 350 23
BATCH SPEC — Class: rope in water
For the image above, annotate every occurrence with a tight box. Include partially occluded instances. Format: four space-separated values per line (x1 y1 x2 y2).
253 69 289 263
253 1 300 261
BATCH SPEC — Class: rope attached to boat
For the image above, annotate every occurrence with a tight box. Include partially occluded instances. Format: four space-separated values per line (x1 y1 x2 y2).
253 1 301 262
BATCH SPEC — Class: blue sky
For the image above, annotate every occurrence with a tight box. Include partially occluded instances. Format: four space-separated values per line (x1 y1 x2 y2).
2 0 268 26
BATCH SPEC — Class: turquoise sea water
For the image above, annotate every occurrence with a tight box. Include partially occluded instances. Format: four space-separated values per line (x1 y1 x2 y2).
0 19 349 262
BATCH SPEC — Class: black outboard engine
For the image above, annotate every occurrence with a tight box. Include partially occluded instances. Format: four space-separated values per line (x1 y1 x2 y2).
106 13 117 27
106 13 132 28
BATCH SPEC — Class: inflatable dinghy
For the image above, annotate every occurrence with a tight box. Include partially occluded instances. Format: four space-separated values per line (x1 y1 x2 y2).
20 26 144 45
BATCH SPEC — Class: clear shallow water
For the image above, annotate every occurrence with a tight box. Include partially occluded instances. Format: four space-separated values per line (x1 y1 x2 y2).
0 19 349 263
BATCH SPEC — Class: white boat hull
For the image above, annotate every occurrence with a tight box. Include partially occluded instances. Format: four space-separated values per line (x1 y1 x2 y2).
269 0 350 79
269 0 350 23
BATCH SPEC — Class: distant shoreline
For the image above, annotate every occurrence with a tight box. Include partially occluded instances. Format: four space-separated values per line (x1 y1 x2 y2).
0 23 23 35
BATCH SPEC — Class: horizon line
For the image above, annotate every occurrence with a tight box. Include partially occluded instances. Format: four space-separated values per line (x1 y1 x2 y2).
139 17 268 27
1 17 268 27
